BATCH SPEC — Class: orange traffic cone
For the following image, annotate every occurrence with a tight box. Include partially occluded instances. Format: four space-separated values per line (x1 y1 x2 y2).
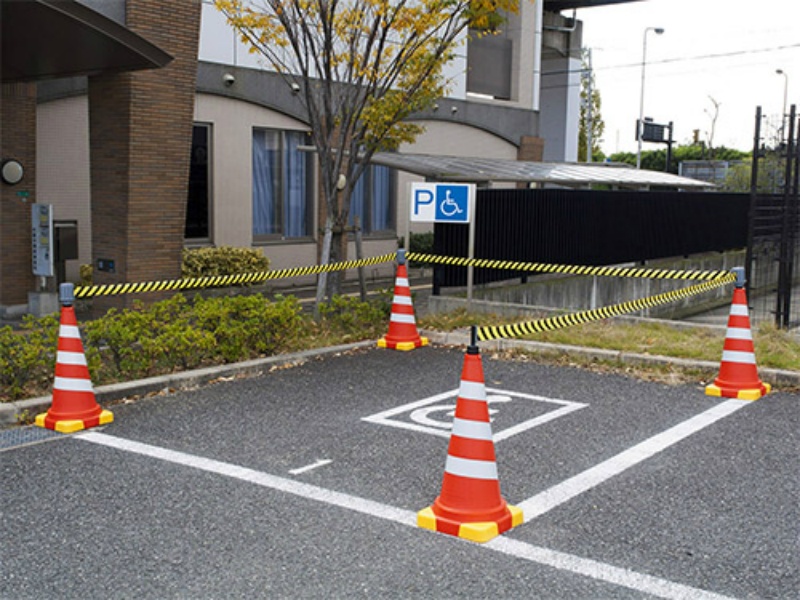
706 268 770 401
35 284 113 433
378 249 428 351
418 328 522 543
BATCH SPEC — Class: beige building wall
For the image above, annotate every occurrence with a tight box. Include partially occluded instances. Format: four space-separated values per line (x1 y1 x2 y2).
194 93 319 278
34 93 521 290
36 95 91 284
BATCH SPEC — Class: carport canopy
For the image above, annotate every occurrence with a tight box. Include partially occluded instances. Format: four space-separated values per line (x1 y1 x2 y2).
370 153 715 189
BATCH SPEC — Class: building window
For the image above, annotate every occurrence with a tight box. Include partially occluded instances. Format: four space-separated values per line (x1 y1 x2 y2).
252 128 314 240
185 123 211 239
349 165 395 235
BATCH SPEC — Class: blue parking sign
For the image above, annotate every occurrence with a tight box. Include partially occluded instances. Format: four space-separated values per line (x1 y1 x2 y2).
410 183 473 223
434 185 469 222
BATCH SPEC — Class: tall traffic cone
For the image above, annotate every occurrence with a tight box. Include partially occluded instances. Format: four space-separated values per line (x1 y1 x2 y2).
35 283 113 433
418 327 522 543
706 268 771 401
378 249 428 351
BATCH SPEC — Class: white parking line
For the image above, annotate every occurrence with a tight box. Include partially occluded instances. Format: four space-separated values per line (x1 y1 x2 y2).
289 459 333 475
78 420 740 600
517 399 749 521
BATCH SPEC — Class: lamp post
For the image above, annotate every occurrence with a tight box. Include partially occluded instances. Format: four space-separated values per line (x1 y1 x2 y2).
636 27 664 169
776 68 788 143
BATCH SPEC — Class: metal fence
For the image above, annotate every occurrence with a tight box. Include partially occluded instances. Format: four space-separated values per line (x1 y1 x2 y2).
746 104 800 328
433 188 799 328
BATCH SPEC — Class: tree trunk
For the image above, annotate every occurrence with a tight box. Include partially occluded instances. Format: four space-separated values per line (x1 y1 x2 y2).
326 223 347 298
314 219 333 320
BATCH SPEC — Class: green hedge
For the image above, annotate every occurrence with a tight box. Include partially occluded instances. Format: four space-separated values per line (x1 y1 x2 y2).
408 231 434 267
1 292 391 402
80 246 272 286
182 246 271 279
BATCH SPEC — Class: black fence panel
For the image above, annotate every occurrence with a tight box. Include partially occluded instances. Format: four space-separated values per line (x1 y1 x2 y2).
434 189 750 288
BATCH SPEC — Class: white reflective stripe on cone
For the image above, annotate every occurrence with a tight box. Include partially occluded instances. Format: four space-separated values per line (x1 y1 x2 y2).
59 325 81 339
390 313 416 324
730 304 749 316
458 380 486 402
56 351 87 366
722 350 757 364
451 417 493 441
54 376 94 392
396 278 410 287
392 295 413 306
445 455 498 480
725 327 753 341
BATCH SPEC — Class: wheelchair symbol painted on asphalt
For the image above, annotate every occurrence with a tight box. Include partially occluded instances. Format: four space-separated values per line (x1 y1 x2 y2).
408 395 512 429
363 388 587 441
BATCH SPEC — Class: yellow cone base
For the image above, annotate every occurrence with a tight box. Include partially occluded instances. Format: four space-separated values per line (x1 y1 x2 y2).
416 505 524 543
377 336 429 351
35 409 114 433
705 382 771 401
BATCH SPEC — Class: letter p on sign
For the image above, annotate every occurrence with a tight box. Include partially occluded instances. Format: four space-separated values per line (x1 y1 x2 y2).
411 185 436 221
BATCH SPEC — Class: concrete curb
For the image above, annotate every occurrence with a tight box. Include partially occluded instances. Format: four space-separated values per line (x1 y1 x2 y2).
422 329 800 389
0 340 375 426
3 333 797 426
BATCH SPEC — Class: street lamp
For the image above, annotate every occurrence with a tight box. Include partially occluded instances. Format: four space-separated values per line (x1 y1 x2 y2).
636 27 665 169
776 68 788 143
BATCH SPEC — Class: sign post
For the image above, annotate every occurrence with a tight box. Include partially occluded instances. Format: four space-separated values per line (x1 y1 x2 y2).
410 182 476 304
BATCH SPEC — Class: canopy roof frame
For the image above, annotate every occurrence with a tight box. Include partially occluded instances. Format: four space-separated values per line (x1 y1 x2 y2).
370 152 715 190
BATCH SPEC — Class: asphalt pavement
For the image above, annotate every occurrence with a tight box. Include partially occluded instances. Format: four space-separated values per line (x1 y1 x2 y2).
2 344 798 599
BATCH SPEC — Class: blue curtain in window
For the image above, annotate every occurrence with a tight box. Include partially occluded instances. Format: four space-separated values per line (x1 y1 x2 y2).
252 130 279 236
284 132 307 237
371 165 392 232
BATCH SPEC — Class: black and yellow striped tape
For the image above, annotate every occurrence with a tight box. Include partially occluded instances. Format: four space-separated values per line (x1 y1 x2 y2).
74 253 396 299
477 272 737 341
406 252 730 282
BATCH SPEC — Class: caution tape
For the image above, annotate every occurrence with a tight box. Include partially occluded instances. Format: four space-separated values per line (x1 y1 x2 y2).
74 253 396 299
406 252 731 282
477 272 737 342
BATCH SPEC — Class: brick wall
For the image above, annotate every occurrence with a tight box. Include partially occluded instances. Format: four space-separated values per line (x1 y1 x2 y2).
1 83 38 307
89 0 200 305
517 136 545 162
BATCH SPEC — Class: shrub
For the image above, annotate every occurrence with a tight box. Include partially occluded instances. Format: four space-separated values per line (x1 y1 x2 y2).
79 264 94 286
317 294 391 340
182 246 271 279
408 231 434 267
1 292 387 402
83 303 155 379
0 315 59 399
193 294 304 362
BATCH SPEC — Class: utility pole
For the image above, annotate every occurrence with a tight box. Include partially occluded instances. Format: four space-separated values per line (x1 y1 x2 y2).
583 48 593 163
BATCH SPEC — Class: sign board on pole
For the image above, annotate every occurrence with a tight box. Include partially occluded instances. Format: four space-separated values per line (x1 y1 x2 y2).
410 182 475 223
31 203 54 277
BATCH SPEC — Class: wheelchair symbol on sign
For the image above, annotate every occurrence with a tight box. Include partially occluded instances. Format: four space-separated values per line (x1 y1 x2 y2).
409 395 512 429
439 190 464 217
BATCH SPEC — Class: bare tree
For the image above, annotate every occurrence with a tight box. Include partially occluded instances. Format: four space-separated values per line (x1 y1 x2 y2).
704 95 721 158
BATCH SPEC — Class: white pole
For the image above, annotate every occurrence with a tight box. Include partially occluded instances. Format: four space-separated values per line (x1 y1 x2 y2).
585 49 593 164
637 27 664 169
466 187 476 308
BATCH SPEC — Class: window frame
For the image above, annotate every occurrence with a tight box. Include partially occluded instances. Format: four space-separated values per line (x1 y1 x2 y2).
185 122 213 242
252 127 315 243
348 164 396 237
